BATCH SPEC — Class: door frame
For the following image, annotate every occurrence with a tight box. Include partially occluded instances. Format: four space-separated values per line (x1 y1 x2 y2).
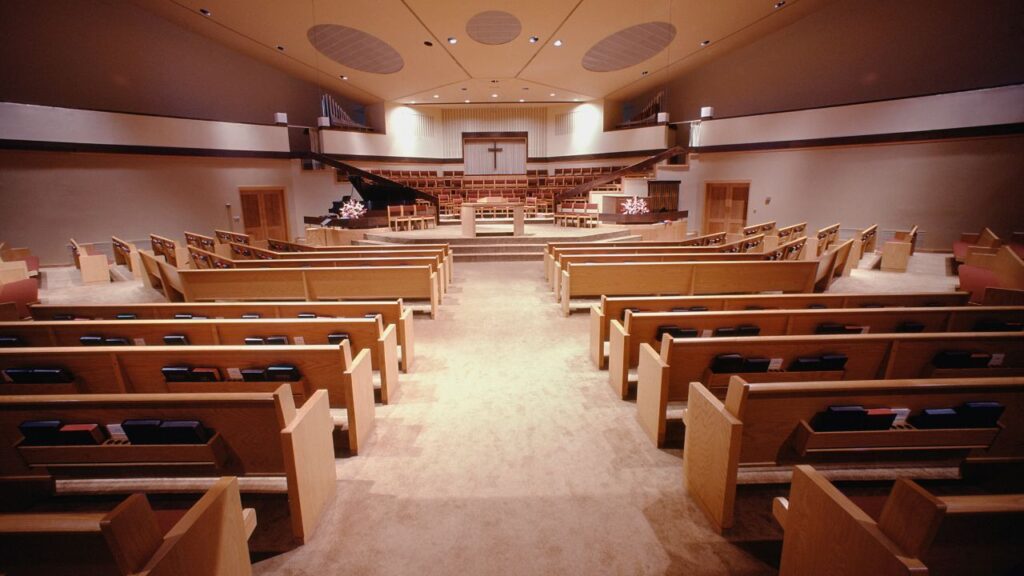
702 180 750 235
238 186 289 242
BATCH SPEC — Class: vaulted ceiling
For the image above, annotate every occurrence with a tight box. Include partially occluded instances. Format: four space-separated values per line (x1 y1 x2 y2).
131 0 832 105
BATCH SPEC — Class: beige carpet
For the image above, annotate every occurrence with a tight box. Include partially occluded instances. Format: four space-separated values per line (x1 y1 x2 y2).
35 253 958 575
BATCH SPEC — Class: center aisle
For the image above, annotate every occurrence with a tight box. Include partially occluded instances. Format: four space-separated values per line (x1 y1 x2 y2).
254 261 775 576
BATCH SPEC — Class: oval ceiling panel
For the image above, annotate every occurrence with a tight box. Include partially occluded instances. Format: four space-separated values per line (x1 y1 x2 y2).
308 24 404 74
582 22 677 72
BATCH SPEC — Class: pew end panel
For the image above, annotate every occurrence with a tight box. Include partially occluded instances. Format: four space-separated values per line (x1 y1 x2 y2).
682 380 744 532
344 347 376 455
378 322 400 404
399 304 415 372
635 339 671 446
590 303 607 369
280 390 337 544
608 318 631 398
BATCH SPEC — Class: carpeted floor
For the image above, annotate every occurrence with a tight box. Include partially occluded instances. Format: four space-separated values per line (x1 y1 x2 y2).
36 253 959 575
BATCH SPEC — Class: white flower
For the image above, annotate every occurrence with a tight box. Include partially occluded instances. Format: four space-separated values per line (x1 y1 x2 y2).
340 199 367 219
623 197 650 215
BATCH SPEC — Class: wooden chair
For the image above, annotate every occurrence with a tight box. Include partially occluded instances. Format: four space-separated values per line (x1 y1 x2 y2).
387 205 413 231
775 465 1024 576
0 477 255 576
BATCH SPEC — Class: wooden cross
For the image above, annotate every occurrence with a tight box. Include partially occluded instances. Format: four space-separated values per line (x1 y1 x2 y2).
487 141 503 169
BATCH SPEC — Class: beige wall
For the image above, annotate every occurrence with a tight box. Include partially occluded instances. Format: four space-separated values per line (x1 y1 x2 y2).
0 151 349 265
666 135 1024 250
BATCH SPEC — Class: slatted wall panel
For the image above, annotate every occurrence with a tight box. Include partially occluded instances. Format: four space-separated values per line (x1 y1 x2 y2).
441 106 547 158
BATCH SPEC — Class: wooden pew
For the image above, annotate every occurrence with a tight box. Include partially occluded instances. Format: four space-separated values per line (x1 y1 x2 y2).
139 251 185 302
857 224 879 258
148 235 189 269
775 222 807 243
881 225 918 272
69 238 111 284
0 385 336 551
214 229 250 246
953 227 1002 270
812 238 854 291
0 343 375 453
607 305 1024 397
264 240 453 282
543 232 728 282
110 236 143 279
559 259 821 316
0 477 255 576
636 331 1024 447
813 222 841 257
590 291 972 369
775 465 1024 576
176 266 440 318
958 245 1024 303
183 231 228 259
685 376 1024 532
0 242 39 279
0 315 402 404
30 299 416 373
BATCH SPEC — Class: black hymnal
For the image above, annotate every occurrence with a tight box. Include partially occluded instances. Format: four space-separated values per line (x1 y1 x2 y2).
4 367 75 384
820 354 848 371
161 366 193 382
710 354 744 373
244 337 266 345
266 365 301 381
158 421 210 444
895 321 926 333
241 313 262 319
122 419 162 445
297 312 317 319
163 334 189 345
58 424 106 446
957 401 1005 428
80 335 105 346
790 357 823 371
0 336 24 347
115 313 138 320
815 323 846 335
811 405 868 431
104 337 130 346
909 408 960 429
241 368 267 382
18 420 62 446
932 350 990 369
173 313 194 319
713 327 737 337
328 333 351 345
736 324 761 336
656 326 697 339
265 336 289 345
973 319 1023 332
742 357 771 373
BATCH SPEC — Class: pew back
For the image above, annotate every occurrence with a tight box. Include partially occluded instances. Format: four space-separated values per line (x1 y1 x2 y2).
815 223 842 256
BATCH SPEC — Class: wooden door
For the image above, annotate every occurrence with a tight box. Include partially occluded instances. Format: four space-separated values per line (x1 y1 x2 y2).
239 188 288 242
703 182 749 234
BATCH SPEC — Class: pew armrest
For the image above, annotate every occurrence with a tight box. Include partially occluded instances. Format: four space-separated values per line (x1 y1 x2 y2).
429 271 439 319
682 380 744 532
344 348 376 455
607 319 631 399
589 304 606 369
281 390 337 544
560 270 571 316
772 497 789 529
399 307 415 372
378 323 400 404
635 343 670 447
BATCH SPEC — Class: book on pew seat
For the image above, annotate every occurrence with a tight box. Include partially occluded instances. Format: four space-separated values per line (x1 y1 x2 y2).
266 365 301 381
241 368 267 382
820 354 849 371
18 420 62 446
0 336 24 347
115 313 138 320
190 367 220 382
158 421 210 444
736 324 761 336
328 333 351 345
815 323 847 335
713 327 737 337
104 337 130 346
932 351 992 369
742 357 771 373
811 405 868 431
241 313 262 319
657 326 698 339
895 321 926 333
173 313 194 319
3 367 75 384
710 354 745 373
80 335 105 346
244 337 266 345
973 319 1023 332
161 366 193 382
123 419 162 445
909 408 961 429
265 336 289 345
58 423 107 446
53 314 76 321
790 357 823 371
163 334 189 345
957 402 1005 428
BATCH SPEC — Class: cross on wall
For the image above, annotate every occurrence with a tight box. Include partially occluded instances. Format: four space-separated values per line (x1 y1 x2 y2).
487 141 503 169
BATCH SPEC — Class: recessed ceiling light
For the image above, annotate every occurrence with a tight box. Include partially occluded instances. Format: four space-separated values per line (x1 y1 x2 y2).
433 94 440 99
573 98 580 102
460 87 468 91
553 39 563 47
549 93 556 97
522 87 529 90
491 93 499 98
340 75 348 80
700 40 711 46
198 8 211 16
529 36 539 43
410 101 416 104
424 40 434 47
447 37 457 44
774 0 786 7
519 99 525 102
276 45 285 51
641 70 649 76
464 99 471 103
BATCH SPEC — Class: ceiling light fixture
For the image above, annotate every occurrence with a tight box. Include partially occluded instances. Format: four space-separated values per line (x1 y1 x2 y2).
641 70 649 76
424 40 434 46
461 87 468 91
433 94 440 99
198 8 211 16
573 98 580 102
519 99 525 102
529 36 539 43
491 93 499 98
410 101 416 104
553 39 563 47
340 75 348 80
700 40 711 46
447 37 457 44
774 0 786 7
549 93 556 97
465 99 471 103
276 45 285 51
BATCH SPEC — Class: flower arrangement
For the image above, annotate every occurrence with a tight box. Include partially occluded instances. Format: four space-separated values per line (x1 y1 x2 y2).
339 198 367 219
622 196 650 215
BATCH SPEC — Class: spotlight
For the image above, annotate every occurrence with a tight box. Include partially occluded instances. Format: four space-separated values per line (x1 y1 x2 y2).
424 40 434 46
553 39 563 47
340 75 348 80
700 40 710 46
447 37 457 44
529 36 539 43
198 8 211 16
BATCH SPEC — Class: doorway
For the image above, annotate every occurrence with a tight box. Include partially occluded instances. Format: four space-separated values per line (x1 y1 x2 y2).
239 187 289 242
703 182 750 234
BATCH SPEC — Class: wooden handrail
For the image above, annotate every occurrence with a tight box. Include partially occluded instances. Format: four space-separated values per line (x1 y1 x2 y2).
553 146 686 206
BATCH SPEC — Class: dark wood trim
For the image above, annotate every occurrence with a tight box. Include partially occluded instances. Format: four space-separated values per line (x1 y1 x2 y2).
328 148 667 165
0 139 294 159
530 148 668 162
0 99 287 128
326 153 463 164
691 82 1024 123
692 123 1024 154
462 131 529 139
